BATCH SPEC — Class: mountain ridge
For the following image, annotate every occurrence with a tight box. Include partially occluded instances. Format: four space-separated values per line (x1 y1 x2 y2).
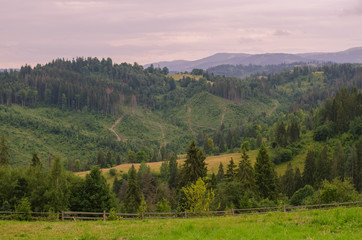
145 47 362 72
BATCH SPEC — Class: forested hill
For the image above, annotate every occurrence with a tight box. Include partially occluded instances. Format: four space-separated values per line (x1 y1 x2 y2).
0 58 362 170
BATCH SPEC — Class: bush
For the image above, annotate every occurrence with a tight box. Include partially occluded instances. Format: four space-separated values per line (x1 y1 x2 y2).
109 168 116 176
272 148 292 164
15 197 32 220
313 123 334 141
320 178 359 203
290 185 314 206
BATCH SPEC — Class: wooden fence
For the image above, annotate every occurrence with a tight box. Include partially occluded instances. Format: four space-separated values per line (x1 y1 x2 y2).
0 201 361 221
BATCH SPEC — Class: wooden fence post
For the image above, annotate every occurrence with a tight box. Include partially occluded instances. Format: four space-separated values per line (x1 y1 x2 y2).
184 211 187 218
283 204 286 213
141 212 144 220
103 211 106 222
231 208 234 216
62 211 64 221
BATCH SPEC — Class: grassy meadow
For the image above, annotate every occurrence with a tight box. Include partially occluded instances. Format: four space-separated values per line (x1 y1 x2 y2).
0 207 360 239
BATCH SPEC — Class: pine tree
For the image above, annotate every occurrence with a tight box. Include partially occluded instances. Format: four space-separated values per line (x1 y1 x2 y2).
124 165 141 213
254 144 276 199
216 162 224 182
303 150 315 186
356 138 362 192
0 134 10 166
225 158 237 182
237 148 255 190
180 140 207 187
97 149 105 167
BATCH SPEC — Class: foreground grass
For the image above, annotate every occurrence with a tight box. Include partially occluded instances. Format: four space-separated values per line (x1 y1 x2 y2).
1 207 360 239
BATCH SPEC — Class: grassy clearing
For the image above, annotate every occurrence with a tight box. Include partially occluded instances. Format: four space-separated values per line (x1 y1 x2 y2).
0 207 360 239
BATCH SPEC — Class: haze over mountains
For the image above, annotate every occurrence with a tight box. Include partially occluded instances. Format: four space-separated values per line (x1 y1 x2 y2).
146 47 362 73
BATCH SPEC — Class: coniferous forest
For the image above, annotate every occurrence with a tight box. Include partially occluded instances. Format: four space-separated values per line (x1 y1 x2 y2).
0 58 362 213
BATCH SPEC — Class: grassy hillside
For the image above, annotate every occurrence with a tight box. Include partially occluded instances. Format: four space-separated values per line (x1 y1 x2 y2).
0 104 116 166
0 207 360 239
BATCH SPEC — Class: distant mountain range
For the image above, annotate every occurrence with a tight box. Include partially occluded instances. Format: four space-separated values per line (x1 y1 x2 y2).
145 47 362 73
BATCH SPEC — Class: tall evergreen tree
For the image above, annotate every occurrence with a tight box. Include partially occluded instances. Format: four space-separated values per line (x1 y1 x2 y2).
168 153 179 189
314 147 331 186
332 142 345 180
281 163 295 198
0 134 10 166
44 156 69 212
225 158 237 182
180 140 207 187
124 165 141 213
79 166 115 212
216 162 224 182
303 150 315 186
275 121 287 147
237 148 255 189
254 144 276 199
294 167 303 192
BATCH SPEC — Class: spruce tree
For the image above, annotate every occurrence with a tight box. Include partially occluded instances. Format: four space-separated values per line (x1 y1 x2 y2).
124 165 141 213
294 167 303 192
180 140 207 187
225 158 237 182
237 148 255 189
281 163 295 198
303 150 315 186
216 162 224 182
168 153 178 189
254 144 276 199
0 134 10 166
314 147 331 186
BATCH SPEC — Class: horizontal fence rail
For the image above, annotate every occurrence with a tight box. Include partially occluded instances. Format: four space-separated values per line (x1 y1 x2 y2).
0 201 361 221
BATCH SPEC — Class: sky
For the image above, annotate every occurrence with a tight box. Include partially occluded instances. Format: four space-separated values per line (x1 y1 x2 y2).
0 0 361 68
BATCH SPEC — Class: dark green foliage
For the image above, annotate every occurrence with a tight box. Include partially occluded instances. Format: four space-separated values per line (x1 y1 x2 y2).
281 164 295 198
30 153 42 168
15 197 32 220
225 158 237 182
180 140 207 187
303 150 315 186
124 165 141 213
254 145 276 200
313 123 334 141
294 167 303 193
273 148 292 164
216 162 224 182
314 147 331 185
168 154 179 189
275 122 287 147
77 166 115 212
290 185 314 206
44 156 69 212
319 179 359 203
0 135 9 166
237 148 255 190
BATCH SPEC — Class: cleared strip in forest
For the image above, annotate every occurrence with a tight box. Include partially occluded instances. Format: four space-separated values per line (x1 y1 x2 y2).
109 115 123 142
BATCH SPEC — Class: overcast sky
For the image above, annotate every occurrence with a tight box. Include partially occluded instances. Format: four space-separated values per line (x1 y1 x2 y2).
1 0 361 68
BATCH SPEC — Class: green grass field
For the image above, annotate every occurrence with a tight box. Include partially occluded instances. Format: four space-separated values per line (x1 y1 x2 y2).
0 207 360 239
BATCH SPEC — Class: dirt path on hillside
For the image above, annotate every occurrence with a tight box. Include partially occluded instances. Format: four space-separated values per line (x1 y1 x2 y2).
220 107 226 127
266 100 279 116
159 124 167 147
109 115 123 141
187 105 196 135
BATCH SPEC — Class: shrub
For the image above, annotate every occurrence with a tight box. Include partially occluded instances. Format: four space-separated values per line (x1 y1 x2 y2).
290 185 314 206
